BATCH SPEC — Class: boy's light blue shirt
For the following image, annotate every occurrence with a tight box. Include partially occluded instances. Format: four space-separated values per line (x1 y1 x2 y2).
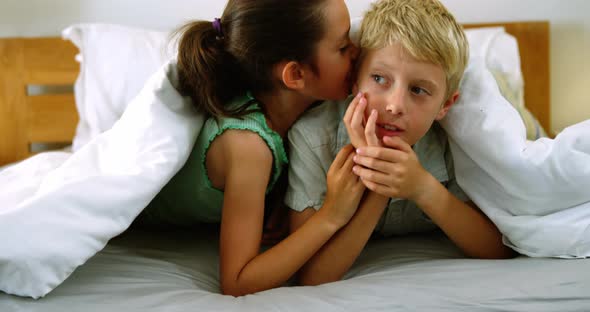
285 97 469 236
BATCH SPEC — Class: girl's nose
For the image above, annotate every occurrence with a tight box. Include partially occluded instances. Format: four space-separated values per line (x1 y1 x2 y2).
349 43 360 60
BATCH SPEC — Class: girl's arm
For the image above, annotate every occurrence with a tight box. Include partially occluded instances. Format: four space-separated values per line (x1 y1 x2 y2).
290 191 389 286
217 131 364 296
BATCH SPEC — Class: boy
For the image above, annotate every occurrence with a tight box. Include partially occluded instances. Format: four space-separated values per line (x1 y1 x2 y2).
285 0 515 286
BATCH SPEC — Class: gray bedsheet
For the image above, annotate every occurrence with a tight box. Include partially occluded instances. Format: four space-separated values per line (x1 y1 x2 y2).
2 227 589 312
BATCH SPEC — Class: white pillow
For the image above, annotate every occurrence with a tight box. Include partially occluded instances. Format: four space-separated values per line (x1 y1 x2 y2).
62 24 175 151
465 26 522 83
464 26 547 139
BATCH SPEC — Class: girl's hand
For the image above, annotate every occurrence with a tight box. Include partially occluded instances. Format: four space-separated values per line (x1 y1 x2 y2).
352 136 430 202
343 92 381 149
324 144 366 228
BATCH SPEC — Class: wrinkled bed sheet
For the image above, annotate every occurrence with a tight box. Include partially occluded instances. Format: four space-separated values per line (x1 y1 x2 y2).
2 227 589 312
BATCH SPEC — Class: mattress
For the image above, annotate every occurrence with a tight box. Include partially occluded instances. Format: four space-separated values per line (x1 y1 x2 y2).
2 227 589 311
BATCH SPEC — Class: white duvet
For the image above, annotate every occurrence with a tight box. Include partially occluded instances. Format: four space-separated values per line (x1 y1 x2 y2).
0 57 589 299
440 60 590 258
0 61 204 298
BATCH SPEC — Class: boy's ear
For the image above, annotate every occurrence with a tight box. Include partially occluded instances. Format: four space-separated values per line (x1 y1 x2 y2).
435 91 459 120
277 61 305 90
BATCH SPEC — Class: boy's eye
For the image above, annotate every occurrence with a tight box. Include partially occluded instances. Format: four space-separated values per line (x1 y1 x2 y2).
410 86 430 95
372 75 386 85
339 44 350 53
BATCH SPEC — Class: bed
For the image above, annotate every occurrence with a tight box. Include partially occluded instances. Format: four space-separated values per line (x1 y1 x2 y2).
2 21 590 311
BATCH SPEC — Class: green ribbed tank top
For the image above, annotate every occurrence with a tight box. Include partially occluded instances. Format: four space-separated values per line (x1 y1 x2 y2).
142 93 288 225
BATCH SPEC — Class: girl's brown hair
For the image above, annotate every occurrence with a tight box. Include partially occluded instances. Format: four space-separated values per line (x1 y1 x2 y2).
176 0 328 118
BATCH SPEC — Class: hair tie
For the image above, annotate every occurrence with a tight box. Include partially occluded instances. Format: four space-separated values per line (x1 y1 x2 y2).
212 18 224 40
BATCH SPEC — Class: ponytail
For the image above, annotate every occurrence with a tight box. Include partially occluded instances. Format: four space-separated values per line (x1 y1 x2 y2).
175 21 251 119
176 0 329 119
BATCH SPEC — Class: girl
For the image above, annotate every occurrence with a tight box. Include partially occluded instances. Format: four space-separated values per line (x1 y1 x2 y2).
140 0 364 297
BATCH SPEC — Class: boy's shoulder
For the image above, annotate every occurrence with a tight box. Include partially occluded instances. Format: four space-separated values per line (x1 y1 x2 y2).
414 122 452 182
288 97 352 148
415 122 449 154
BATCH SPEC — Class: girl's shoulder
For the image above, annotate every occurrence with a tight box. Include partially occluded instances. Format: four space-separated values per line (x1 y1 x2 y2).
210 93 266 134
211 93 287 165
199 93 288 192
215 129 273 162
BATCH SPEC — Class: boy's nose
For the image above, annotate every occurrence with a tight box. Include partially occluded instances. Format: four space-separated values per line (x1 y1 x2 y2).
385 88 406 116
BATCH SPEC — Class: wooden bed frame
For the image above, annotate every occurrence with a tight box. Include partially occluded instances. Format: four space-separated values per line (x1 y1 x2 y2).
0 21 550 166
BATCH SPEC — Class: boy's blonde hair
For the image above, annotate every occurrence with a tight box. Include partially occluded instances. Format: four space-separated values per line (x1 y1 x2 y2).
359 0 469 100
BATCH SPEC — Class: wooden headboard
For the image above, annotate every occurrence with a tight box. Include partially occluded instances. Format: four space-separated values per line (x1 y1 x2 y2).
0 38 79 165
0 21 550 166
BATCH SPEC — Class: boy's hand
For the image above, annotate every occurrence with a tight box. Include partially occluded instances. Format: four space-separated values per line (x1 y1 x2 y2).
324 144 366 228
352 136 430 202
343 92 381 149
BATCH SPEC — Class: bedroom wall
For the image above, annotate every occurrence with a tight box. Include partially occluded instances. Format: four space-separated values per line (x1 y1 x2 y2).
0 0 588 134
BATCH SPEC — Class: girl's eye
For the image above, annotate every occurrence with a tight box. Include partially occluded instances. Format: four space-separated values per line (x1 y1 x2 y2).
372 75 386 85
339 44 350 53
410 86 430 95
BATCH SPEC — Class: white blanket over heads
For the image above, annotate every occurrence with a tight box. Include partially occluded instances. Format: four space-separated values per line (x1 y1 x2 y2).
0 61 204 298
440 59 590 258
